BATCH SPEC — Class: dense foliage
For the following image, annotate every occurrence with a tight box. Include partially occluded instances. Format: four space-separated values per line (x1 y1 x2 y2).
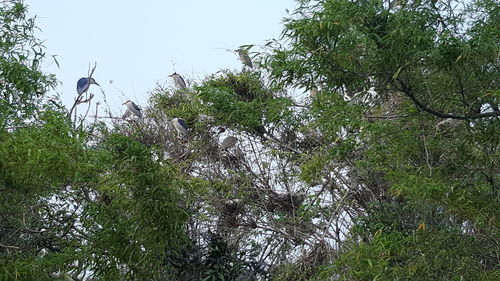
1 0 498 280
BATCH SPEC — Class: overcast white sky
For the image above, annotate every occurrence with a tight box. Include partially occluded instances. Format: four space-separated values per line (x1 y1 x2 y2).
26 0 296 115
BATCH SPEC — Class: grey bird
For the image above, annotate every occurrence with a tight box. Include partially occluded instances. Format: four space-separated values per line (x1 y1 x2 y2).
122 100 142 118
235 48 253 68
169 72 187 89
172 117 188 136
220 136 238 150
122 109 132 119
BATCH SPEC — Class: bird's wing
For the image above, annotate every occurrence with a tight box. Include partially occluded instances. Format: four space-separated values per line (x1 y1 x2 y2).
240 53 253 68
178 119 188 129
221 137 236 149
246 58 253 68
76 78 89 94
177 75 186 88
131 102 142 112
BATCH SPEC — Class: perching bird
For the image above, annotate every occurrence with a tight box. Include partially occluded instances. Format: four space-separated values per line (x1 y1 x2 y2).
235 48 253 68
220 136 238 150
169 72 187 89
122 100 142 118
172 118 188 136
122 109 132 119
76 77 99 95
310 86 318 98
435 118 462 132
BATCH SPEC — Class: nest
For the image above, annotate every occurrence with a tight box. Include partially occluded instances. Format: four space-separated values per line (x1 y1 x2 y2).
295 242 331 277
266 192 305 216
227 75 257 102
221 153 242 169
280 128 298 146
195 134 221 161
298 132 324 150
216 199 245 232
164 139 191 160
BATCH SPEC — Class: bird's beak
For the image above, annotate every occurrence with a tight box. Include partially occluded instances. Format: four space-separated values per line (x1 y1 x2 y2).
95 82 100 86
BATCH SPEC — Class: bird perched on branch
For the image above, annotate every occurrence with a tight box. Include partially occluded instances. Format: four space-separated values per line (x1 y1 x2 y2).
76 77 99 95
122 100 142 118
310 86 318 98
220 136 238 150
169 72 187 89
172 117 188 136
235 48 253 68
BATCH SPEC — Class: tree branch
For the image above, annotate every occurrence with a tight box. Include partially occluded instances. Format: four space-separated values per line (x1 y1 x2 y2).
397 78 500 120
364 114 409 120
0 243 19 250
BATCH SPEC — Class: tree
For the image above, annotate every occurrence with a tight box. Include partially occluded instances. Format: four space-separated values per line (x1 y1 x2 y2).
1 2 188 280
261 0 499 279
2 0 498 280
0 0 56 128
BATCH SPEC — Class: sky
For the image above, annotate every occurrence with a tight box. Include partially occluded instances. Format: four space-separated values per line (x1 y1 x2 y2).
26 0 296 116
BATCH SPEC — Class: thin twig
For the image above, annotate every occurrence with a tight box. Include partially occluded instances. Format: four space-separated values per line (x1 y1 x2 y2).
364 114 408 120
4 124 43 130
88 115 130 120
422 133 432 177
88 62 97 78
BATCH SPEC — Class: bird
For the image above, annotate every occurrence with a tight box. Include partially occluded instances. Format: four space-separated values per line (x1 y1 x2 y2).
169 72 187 89
310 86 318 98
122 100 142 118
172 118 188 136
76 77 99 95
220 136 238 150
235 48 253 68
435 118 462 132
122 109 132 119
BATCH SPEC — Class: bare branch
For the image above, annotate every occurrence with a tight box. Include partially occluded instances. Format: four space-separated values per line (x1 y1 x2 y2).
88 62 97 78
363 114 409 120
0 243 19 250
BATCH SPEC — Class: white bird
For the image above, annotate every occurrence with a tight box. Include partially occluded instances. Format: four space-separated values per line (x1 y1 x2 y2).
172 117 188 136
220 136 238 150
122 100 142 118
169 72 187 89
235 48 253 68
